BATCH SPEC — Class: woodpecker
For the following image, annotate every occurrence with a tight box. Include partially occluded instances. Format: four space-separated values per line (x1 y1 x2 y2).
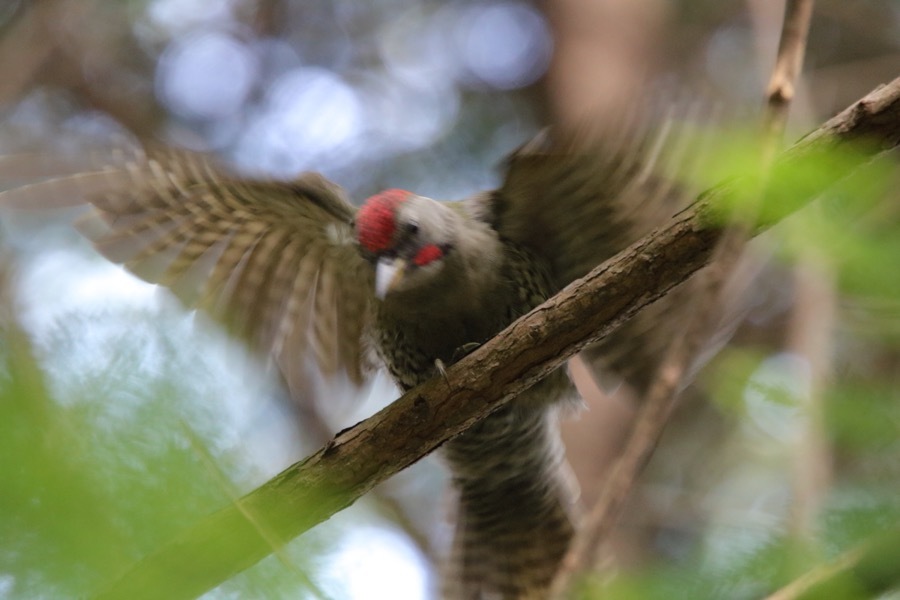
2 113 704 598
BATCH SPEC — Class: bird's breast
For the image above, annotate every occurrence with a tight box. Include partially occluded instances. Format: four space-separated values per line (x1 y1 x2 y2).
375 308 500 391
375 243 556 391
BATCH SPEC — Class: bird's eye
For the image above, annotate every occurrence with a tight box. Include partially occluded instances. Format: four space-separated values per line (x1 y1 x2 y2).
405 221 419 236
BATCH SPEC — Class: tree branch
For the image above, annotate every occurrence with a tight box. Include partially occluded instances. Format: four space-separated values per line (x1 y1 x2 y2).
0 0 61 106
550 3 818 594
93 77 900 600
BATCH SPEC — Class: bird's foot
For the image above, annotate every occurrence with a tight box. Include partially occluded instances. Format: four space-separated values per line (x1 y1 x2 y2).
434 359 450 386
452 342 481 362
434 343 480 386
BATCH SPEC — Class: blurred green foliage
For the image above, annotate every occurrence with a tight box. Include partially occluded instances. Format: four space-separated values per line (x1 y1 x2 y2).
594 134 900 598
0 309 328 598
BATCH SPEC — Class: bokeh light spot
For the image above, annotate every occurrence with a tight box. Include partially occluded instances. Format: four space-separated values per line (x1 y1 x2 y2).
322 526 430 600
455 2 552 89
156 31 258 121
234 67 363 176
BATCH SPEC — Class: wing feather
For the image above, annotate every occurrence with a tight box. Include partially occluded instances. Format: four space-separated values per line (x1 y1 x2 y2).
259 237 306 352
274 240 328 376
312 249 340 375
481 105 733 393
1 148 375 390
489 111 697 287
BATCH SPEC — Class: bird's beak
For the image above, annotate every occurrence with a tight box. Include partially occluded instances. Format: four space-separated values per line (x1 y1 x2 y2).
375 257 407 299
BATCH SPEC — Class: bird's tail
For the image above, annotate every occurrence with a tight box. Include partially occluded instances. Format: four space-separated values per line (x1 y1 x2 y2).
441 391 578 599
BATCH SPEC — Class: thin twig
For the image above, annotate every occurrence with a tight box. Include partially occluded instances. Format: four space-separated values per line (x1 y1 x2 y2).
761 0 831 545
549 2 817 595
766 525 900 600
766 544 867 600
548 319 708 598
786 257 834 539
763 0 816 163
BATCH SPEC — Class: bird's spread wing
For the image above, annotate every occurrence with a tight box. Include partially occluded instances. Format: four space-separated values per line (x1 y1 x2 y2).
484 107 711 289
1 148 375 390
479 107 726 392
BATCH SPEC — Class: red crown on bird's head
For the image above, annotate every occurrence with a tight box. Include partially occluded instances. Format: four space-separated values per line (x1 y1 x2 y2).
356 189 410 253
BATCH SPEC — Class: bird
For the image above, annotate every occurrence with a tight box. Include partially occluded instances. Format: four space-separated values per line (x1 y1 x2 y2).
0 109 710 598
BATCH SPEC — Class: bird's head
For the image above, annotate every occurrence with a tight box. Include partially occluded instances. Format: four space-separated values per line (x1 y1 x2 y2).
355 189 455 300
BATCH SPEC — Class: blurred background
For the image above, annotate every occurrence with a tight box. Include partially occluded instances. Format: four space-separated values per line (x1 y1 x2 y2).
0 0 899 598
